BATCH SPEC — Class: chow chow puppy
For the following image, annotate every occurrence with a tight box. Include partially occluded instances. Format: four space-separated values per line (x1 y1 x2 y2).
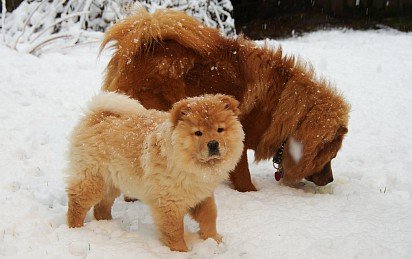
100 8 350 191
66 92 244 252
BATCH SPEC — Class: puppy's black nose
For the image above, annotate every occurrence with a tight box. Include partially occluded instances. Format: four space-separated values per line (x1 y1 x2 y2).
328 177 334 183
207 140 220 155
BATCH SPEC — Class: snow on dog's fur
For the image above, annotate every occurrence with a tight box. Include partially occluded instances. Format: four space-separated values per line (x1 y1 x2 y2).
66 92 244 252
100 8 350 190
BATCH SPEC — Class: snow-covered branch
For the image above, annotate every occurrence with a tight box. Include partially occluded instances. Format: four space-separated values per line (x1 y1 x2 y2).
139 0 235 36
1 0 235 55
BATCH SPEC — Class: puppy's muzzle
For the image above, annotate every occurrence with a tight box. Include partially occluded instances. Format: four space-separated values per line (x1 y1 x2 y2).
207 140 220 156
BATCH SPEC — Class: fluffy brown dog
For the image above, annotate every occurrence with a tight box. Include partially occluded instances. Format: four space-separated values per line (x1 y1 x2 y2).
66 92 244 252
100 8 350 191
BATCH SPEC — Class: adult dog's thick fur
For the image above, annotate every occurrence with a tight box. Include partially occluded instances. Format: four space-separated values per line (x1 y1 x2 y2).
101 8 350 191
66 92 244 252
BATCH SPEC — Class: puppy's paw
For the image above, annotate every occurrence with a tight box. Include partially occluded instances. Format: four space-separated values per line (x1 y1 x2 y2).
67 218 84 228
200 232 222 243
211 234 223 244
169 243 189 252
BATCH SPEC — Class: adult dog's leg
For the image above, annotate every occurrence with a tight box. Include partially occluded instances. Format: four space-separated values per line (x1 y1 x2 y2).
230 148 257 192
151 203 188 252
189 196 222 243
94 185 120 221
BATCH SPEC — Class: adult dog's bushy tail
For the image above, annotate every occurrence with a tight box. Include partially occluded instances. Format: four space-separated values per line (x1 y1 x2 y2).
100 7 223 93
100 7 221 55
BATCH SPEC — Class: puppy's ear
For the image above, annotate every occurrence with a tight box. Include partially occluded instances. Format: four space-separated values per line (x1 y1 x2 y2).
170 99 190 127
218 95 241 116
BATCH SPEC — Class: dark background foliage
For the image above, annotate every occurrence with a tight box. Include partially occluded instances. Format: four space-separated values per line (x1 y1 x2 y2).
3 0 412 39
232 0 412 39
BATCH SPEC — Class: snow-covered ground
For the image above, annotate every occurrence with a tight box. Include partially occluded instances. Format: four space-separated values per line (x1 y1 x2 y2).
1 29 412 258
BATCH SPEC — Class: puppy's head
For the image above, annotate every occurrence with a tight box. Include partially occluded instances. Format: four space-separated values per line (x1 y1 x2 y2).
169 94 244 176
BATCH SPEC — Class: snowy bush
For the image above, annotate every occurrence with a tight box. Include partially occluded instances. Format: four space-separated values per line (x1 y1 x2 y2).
0 0 235 55
0 0 111 54
139 0 235 36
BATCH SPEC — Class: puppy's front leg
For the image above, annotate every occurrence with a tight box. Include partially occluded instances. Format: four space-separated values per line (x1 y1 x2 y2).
189 195 222 243
151 202 188 252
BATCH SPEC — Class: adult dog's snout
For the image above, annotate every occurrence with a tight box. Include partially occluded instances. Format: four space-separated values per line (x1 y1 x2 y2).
306 161 334 186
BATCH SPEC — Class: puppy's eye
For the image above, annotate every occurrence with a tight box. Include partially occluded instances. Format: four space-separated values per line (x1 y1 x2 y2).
217 128 224 133
195 131 203 136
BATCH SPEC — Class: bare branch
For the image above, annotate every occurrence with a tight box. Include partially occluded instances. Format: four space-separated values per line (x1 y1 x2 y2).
28 34 73 55
12 1 46 50
30 11 89 44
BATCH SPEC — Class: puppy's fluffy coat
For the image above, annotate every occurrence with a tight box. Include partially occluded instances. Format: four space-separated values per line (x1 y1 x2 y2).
66 92 244 252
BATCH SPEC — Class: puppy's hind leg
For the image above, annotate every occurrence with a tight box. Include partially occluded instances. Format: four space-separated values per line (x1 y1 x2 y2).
94 184 120 221
66 169 105 228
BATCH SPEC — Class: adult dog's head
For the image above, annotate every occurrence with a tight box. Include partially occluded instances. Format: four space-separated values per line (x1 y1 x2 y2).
282 125 348 186
254 69 350 187
169 94 245 177
305 126 348 186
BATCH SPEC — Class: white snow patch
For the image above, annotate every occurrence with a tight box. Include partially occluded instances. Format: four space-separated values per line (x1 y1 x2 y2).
289 137 303 163
1 29 412 257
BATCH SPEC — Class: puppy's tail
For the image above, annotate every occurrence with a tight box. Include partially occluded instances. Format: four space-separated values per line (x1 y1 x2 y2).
87 91 144 117
99 7 222 66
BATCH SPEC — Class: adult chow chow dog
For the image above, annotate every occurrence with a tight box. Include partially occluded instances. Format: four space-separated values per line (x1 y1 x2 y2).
66 92 244 252
100 8 350 191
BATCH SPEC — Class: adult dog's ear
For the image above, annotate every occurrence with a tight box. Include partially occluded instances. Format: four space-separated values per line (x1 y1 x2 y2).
218 95 241 116
325 125 348 143
170 99 190 127
318 125 348 156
